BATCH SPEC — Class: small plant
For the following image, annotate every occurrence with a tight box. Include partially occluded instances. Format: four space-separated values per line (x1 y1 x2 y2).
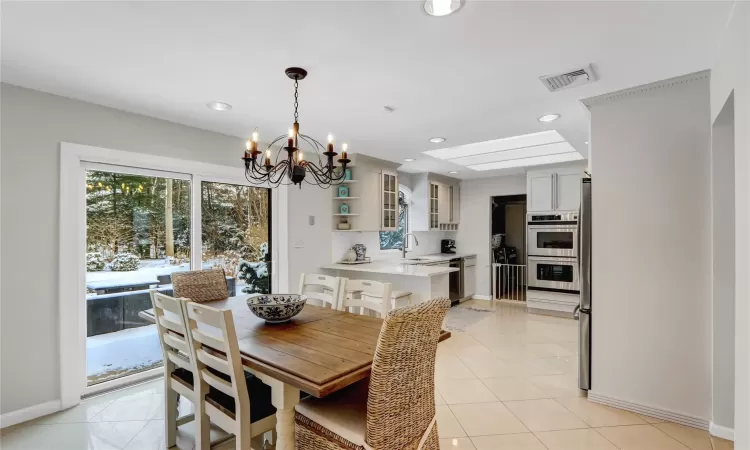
108 252 140 271
238 261 270 294
86 252 106 271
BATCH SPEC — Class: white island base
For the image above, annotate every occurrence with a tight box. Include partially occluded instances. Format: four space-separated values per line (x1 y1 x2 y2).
320 261 458 306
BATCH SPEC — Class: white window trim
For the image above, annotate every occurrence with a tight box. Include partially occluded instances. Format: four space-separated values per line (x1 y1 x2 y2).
59 142 288 408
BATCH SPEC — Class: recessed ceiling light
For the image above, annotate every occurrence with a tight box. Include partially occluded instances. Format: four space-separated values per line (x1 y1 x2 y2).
449 171 459 174
429 137 446 143
538 114 560 122
424 0 464 17
207 101 232 111
585 141 589 144
404 158 416 162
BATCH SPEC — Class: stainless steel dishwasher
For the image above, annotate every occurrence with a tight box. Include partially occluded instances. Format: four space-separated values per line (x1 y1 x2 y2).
448 258 463 305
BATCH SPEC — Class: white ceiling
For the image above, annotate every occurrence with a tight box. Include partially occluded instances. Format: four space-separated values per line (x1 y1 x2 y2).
1 1 732 179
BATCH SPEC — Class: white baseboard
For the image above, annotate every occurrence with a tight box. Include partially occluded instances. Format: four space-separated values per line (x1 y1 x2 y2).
0 400 62 429
709 422 734 441
588 391 709 430
471 294 492 301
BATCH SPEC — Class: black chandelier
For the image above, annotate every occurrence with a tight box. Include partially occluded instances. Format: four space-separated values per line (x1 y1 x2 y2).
242 67 350 189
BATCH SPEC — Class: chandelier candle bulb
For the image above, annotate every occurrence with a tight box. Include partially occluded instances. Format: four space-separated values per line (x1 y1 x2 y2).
288 128 294 148
265 150 271 166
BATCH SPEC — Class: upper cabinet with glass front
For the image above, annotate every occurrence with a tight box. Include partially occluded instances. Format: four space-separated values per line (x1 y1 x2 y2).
412 173 460 231
381 170 398 230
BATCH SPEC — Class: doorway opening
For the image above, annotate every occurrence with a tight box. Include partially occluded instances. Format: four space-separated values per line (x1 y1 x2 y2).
490 194 527 301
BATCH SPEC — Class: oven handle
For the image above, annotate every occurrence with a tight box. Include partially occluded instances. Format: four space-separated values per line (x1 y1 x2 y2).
527 256 578 263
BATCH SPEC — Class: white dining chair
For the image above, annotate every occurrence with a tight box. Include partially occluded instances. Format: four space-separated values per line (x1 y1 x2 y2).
298 273 344 309
149 291 208 448
184 301 277 450
340 279 394 317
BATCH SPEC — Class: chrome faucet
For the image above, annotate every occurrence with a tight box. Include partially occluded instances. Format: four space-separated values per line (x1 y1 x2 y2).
402 233 419 259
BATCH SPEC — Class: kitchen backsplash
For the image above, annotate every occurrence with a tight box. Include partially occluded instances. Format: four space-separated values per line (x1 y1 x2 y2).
331 230 458 263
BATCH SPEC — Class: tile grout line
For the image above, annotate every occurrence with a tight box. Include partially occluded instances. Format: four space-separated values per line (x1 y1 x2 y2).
118 420 150 450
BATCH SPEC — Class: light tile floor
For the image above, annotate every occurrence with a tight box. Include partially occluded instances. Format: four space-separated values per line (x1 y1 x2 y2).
0 300 735 450
435 300 734 450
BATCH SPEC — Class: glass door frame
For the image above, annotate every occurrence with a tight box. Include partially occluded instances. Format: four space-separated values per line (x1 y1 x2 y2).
60 143 284 406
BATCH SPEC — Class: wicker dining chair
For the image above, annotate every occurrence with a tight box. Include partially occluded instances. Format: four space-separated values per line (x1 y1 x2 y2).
294 297 451 450
172 268 229 303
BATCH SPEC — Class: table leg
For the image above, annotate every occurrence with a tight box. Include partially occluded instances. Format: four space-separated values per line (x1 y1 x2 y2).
267 378 300 450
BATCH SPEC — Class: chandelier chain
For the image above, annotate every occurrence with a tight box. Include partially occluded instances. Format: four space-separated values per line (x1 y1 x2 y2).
293 79 299 122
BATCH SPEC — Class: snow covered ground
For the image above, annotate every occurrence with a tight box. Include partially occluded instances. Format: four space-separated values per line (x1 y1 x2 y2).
85 259 253 384
86 325 162 385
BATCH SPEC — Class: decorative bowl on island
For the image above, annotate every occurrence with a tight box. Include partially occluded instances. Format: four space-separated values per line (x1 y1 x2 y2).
246 294 307 324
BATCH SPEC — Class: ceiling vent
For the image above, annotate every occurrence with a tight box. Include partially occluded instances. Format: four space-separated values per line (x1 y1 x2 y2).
539 64 597 92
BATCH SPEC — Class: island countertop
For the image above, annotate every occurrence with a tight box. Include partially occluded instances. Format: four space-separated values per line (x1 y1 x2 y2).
320 261 459 278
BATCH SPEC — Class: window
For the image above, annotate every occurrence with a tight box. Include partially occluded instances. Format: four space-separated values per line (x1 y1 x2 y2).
201 181 271 295
380 187 410 250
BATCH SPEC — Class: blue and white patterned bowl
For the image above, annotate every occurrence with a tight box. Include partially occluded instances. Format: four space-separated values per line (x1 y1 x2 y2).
246 294 307 324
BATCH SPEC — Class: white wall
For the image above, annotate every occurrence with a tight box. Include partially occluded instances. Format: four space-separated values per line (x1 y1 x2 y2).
711 93 735 433
0 84 327 416
710 1 750 444
585 73 712 422
456 175 526 297
286 186 332 291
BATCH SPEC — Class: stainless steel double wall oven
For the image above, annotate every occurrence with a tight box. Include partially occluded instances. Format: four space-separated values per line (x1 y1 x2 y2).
527 212 580 294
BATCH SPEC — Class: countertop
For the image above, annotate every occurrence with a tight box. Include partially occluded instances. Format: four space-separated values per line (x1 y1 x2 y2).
320 260 459 278
415 252 478 262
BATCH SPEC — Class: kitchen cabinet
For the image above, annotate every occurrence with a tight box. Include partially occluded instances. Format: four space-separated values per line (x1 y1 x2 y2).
448 184 460 224
527 169 583 212
438 183 451 225
412 173 461 231
463 255 476 298
430 182 440 229
528 173 554 212
333 154 401 232
381 170 398 230
555 171 582 211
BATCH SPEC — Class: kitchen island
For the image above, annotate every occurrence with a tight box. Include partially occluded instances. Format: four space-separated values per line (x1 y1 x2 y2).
320 257 459 306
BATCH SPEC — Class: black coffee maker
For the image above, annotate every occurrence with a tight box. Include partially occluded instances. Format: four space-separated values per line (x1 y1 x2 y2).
441 239 456 254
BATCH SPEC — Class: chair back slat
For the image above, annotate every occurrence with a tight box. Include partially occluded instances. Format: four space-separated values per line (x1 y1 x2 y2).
201 368 234 397
365 298 450 450
172 268 229 303
166 351 192 370
341 279 393 317
150 290 193 374
197 348 231 375
299 273 343 309
192 328 226 351
158 316 186 334
163 333 190 354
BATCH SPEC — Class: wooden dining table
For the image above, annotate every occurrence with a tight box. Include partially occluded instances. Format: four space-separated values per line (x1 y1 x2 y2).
139 295 450 450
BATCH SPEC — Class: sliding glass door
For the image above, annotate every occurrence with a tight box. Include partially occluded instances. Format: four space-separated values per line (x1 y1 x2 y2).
82 166 272 391
85 168 192 386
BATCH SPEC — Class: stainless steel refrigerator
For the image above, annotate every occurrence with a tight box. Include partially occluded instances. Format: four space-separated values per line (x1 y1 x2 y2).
578 177 592 390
